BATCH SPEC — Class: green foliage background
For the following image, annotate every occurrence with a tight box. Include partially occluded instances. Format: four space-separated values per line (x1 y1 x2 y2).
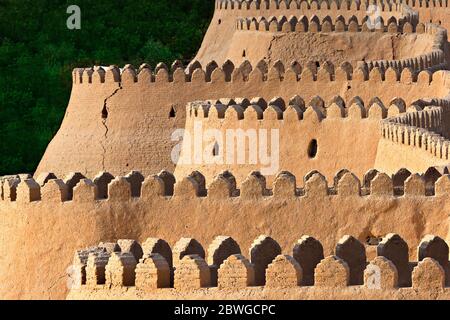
0 0 214 175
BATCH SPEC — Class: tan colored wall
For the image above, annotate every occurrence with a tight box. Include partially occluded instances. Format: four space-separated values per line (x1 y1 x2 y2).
410 1 450 30
375 103 450 174
7 0 450 302
196 0 410 66
67 286 450 300
35 0 450 180
174 101 382 185
35 65 450 179
174 88 450 185
224 31 438 68
66 232 450 301
375 139 450 174
1 169 450 299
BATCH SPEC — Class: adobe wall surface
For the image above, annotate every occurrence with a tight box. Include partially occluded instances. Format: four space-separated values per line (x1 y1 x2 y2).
375 139 450 173
66 233 450 300
67 286 450 300
174 97 450 186
35 66 450 179
1 170 450 299
4 0 450 301
224 32 436 68
175 99 382 184
35 0 450 180
407 2 450 30
196 0 411 66
374 140 449 174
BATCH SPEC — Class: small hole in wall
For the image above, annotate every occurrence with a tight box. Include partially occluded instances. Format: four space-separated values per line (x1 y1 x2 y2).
102 106 108 119
218 19 222 25
347 85 351 90
169 106 176 118
212 142 219 156
366 236 383 246
315 61 320 68
242 50 246 58
307 139 318 158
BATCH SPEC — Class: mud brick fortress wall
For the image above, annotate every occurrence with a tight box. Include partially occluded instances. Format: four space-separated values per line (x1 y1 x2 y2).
2 168 450 299
405 0 450 30
35 1 449 179
35 64 450 181
196 0 447 65
67 233 450 299
1 0 450 300
174 91 450 184
376 99 450 173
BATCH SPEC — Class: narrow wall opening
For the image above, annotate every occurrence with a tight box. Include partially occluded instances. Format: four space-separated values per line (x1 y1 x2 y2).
169 106 176 118
212 142 219 157
308 139 318 158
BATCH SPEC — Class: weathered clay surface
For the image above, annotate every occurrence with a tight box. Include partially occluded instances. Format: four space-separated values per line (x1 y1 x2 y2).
1 169 450 299
67 234 450 300
1 0 450 300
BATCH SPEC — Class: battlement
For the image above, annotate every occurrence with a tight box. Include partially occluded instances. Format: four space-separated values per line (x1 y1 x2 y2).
216 0 449 11
40 62 450 182
2 168 450 299
72 60 445 86
187 95 432 122
216 0 405 12
234 18 447 73
236 14 418 33
399 0 449 8
67 233 450 299
2 0 450 301
194 0 448 69
3 167 450 205
381 105 450 158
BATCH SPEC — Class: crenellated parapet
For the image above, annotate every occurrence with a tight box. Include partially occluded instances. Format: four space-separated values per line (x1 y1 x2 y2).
380 99 450 162
216 0 405 13
187 95 417 122
366 50 446 76
38 57 450 180
176 93 450 183
236 14 416 33
234 17 447 73
214 0 424 29
4 0 450 301
3 168 450 205
398 0 449 8
3 168 450 299
212 0 450 44
72 61 445 86
67 233 450 299
216 0 449 11
194 0 447 69
397 0 450 30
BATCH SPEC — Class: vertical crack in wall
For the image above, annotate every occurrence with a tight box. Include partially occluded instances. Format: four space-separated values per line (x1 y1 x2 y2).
266 35 277 66
391 35 396 60
100 84 122 171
